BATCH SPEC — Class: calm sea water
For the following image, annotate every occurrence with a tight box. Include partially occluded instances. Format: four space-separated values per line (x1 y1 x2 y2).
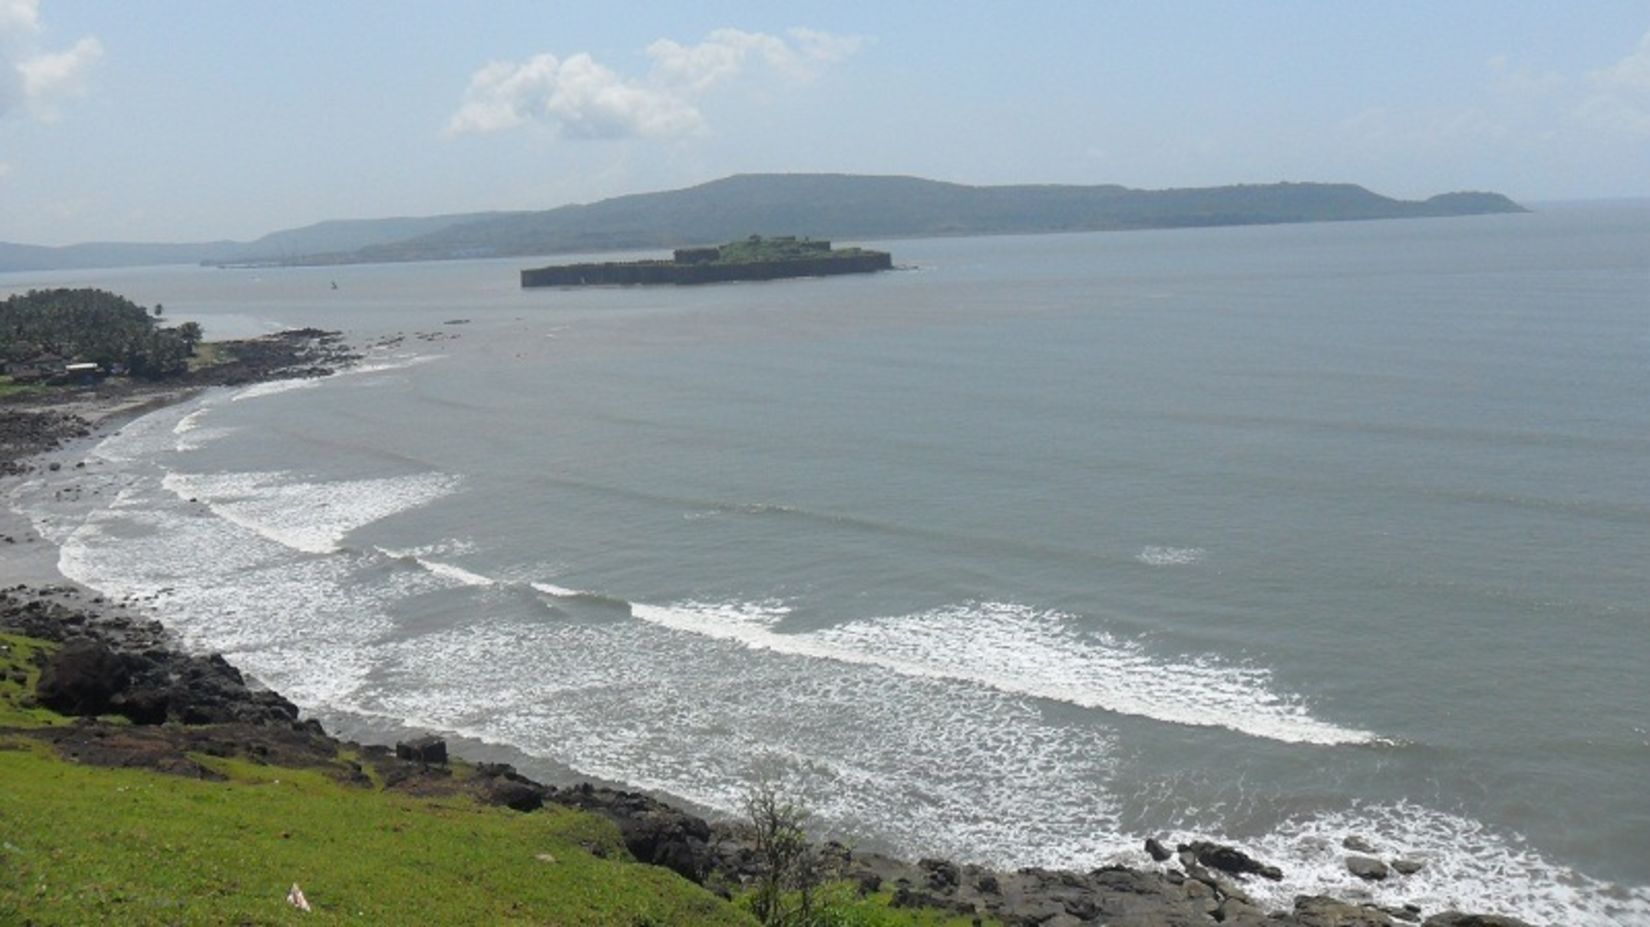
7 204 1648 924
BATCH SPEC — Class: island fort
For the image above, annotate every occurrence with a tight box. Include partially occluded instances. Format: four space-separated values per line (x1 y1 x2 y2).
520 235 893 287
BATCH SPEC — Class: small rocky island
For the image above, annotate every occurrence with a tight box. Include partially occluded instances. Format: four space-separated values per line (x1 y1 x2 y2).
520 235 893 288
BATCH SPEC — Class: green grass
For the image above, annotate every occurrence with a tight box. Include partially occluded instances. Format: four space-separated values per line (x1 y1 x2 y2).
0 634 68 728
0 746 753 926
186 341 233 372
0 375 47 399
733 883 997 927
0 633 988 927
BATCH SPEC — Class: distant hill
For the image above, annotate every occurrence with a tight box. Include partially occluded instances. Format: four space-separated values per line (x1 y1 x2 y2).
0 240 243 273
290 175 1529 266
0 211 503 273
0 175 1526 273
229 212 512 264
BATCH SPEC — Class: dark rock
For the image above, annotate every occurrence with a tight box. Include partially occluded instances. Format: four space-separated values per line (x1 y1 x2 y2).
1346 855 1390 881
552 783 714 883
109 686 170 724
1390 858 1425 876
395 735 448 765
1178 841 1283 881
1294 895 1396 926
1343 835 1378 853
1422 915 1537 927
481 778 545 812
1145 837 1172 861
919 857 960 889
36 638 129 715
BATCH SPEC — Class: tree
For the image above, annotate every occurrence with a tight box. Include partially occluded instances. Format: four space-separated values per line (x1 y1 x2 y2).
174 321 204 355
742 759 822 926
0 289 199 380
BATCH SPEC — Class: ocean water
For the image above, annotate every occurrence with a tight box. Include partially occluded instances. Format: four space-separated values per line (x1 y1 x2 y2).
6 204 1648 924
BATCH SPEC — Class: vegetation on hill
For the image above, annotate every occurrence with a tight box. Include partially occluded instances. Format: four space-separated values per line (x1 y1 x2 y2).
1 288 202 380
329 174 1528 265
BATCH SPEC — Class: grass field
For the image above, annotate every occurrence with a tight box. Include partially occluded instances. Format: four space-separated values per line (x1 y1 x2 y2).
0 632 990 926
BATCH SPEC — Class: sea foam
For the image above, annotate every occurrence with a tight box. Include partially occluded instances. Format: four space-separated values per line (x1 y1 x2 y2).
162 470 459 554
1144 803 1650 927
629 599 1376 746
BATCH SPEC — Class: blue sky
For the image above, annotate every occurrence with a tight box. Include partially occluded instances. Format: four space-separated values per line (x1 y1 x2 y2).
2 1 1648 244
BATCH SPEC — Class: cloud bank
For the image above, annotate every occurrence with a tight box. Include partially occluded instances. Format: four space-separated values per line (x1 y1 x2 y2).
1 0 102 121
447 27 866 139
1579 28 1650 135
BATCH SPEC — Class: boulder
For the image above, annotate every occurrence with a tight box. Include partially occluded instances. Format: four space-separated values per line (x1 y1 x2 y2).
553 783 714 883
1178 840 1284 881
1346 855 1390 881
481 778 545 812
35 639 129 715
1390 858 1425 876
1293 894 1397 926
1343 835 1378 853
1145 837 1172 861
919 857 960 889
395 735 448 765
1422 915 1537 927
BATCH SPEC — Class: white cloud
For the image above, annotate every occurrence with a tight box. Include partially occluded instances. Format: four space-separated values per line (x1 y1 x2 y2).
447 27 865 139
2 0 101 120
1337 30 1650 161
19 35 101 101
0 0 39 34
447 52 702 138
647 27 867 93
1578 29 1650 135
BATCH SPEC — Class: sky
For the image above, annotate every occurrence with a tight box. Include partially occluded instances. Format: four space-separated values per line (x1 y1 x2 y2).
2 1 1648 245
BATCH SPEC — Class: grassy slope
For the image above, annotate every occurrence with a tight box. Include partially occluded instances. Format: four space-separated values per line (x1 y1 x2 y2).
0 634 748 925
0 634 988 927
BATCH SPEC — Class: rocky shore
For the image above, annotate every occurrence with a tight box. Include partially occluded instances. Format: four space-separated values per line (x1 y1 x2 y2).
0 350 1540 927
0 327 355 478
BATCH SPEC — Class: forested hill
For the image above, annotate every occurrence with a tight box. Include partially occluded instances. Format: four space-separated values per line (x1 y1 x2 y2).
280 175 1528 265
1 175 1526 272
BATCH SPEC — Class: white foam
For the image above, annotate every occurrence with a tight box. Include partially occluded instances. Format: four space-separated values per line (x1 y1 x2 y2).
531 581 585 597
1128 803 1650 927
231 377 323 402
1138 545 1206 566
341 614 1125 865
173 408 209 435
229 353 439 403
348 354 441 378
380 548 495 587
162 470 460 554
630 599 1376 746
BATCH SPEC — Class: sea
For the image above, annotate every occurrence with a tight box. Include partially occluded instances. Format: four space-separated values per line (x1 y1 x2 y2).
5 203 1648 925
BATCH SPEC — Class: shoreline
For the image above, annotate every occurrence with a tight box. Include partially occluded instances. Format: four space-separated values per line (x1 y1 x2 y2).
0 345 1540 926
